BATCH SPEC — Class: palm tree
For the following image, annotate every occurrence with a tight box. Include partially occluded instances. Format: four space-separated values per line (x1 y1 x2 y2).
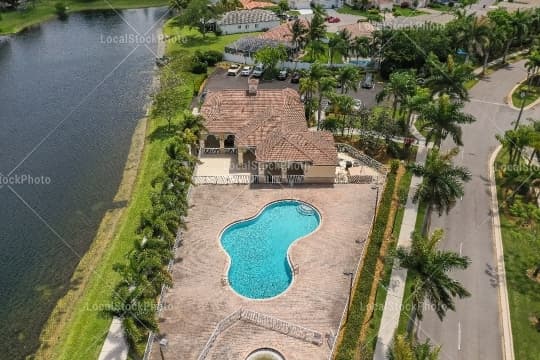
300 76 318 120
403 86 431 129
525 50 540 86
311 3 327 17
289 19 308 50
328 34 344 65
352 36 370 62
408 148 472 234
458 14 491 65
388 333 441 360
396 229 471 336
418 94 476 148
424 53 474 101
336 65 360 94
376 70 417 120
329 93 355 136
316 77 337 130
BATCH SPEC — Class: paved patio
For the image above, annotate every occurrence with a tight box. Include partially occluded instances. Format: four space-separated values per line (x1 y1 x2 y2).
153 184 378 360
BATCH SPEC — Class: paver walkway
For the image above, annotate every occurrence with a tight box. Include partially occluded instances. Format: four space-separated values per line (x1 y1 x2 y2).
373 142 428 360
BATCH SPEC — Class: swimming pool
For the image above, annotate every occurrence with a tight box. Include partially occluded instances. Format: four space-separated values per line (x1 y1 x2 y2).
220 200 321 299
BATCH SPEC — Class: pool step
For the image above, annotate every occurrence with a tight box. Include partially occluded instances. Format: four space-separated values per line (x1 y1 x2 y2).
296 204 316 216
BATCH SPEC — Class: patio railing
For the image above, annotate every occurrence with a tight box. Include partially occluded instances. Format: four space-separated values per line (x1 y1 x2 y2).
335 143 388 175
202 147 237 155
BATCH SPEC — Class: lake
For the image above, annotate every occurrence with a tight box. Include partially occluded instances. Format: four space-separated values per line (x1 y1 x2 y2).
0 7 167 358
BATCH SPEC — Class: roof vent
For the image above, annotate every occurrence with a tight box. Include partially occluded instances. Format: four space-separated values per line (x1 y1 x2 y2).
248 78 259 96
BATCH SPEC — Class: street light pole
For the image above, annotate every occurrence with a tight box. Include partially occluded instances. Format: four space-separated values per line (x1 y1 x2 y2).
514 90 527 130
343 272 354 323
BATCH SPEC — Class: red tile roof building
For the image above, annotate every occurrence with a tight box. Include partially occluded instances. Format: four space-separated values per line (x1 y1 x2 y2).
199 85 337 182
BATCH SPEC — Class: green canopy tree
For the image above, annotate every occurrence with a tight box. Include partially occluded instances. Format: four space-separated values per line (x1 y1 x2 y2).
376 70 417 120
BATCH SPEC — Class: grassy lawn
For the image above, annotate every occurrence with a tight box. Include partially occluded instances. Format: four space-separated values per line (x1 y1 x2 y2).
301 42 343 64
336 5 383 22
0 0 167 35
511 82 540 108
363 168 414 355
496 153 540 360
392 7 427 17
36 23 242 360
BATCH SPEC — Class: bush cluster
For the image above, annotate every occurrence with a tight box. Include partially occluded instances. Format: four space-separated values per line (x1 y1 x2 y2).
189 50 223 74
335 172 397 359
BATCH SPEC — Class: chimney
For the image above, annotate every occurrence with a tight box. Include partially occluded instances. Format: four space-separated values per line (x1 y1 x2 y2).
247 78 259 96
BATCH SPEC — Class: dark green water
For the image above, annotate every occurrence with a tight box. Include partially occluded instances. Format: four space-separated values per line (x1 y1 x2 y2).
0 7 168 358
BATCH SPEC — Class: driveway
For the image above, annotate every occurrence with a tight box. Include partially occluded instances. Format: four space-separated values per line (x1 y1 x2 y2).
417 61 540 359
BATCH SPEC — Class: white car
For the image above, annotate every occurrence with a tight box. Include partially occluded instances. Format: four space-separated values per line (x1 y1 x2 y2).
227 64 241 76
240 66 252 76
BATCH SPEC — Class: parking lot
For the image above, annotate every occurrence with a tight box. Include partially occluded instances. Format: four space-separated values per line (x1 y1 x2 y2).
201 67 382 109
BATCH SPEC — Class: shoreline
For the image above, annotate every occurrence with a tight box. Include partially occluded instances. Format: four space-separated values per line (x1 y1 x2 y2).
34 24 165 360
0 0 168 36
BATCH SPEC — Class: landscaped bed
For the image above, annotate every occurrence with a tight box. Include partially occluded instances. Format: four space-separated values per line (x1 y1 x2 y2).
511 81 540 108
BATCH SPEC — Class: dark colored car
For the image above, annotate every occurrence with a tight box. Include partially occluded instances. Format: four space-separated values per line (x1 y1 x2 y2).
290 72 301 83
277 69 288 80
361 73 374 89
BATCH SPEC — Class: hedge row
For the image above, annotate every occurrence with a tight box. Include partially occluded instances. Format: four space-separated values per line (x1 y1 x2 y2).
335 170 398 359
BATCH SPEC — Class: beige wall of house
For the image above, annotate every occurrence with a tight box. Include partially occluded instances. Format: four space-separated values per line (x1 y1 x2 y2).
304 165 336 183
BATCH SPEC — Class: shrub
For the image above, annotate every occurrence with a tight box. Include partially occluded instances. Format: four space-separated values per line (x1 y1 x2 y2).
54 2 67 20
390 159 400 174
190 59 208 74
400 1 410 8
200 50 223 66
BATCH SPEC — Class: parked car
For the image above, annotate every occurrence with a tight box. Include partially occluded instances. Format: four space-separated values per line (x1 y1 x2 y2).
227 64 241 76
290 72 301 83
240 66 252 76
325 16 340 23
361 73 374 89
252 63 265 78
277 69 288 80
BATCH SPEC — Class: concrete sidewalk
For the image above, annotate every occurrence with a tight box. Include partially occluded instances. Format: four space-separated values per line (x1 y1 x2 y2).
98 318 128 360
373 142 428 360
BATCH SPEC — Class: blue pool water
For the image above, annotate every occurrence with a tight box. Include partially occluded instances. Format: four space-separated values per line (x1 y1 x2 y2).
220 200 321 299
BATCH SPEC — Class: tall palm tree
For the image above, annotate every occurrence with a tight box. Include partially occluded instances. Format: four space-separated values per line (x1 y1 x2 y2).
458 15 491 65
424 53 474 101
336 65 360 94
525 50 540 86
289 19 308 50
316 76 337 130
396 229 471 335
408 148 472 234
300 76 318 120
352 36 370 61
418 94 476 148
328 34 345 65
376 70 417 120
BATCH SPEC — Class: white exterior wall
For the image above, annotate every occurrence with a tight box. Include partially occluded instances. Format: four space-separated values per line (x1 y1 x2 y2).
219 20 280 35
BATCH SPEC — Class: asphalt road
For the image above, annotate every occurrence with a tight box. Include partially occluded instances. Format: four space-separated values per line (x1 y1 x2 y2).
417 61 540 359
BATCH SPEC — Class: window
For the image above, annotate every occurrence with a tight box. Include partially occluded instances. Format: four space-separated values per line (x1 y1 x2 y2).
245 25 249 29
238 25 241 29
255 24 258 28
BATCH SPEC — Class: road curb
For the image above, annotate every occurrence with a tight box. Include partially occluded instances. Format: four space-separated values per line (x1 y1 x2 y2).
488 145 515 360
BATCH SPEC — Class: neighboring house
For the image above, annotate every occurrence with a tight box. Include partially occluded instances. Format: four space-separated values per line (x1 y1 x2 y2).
289 0 343 9
217 9 280 35
337 21 375 38
199 80 338 184
257 19 309 48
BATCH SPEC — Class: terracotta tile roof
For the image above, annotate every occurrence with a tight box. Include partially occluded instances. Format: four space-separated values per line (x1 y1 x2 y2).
257 130 337 166
200 88 337 166
240 0 276 9
258 19 309 43
337 21 375 38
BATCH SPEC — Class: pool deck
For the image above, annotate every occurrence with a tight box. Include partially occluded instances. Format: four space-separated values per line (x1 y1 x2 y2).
153 184 377 360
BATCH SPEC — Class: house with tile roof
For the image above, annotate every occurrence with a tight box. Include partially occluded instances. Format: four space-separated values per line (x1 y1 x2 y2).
217 9 280 35
199 80 338 183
